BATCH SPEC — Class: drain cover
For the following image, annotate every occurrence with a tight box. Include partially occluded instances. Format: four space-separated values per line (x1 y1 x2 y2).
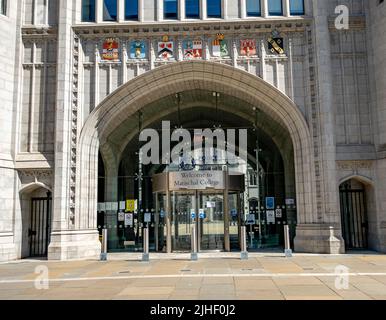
119 270 131 274
180 269 192 272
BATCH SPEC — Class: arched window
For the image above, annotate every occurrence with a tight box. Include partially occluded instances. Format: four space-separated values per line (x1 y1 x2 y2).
125 0 139 20
247 0 261 17
268 0 283 16
164 0 178 19
289 0 304 15
207 0 221 18
82 0 96 22
103 0 117 21
185 0 200 19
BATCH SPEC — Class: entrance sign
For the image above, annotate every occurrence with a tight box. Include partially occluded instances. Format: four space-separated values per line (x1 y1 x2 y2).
267 210 275 224
266 197 275 210
199 209 206 219
191 209 196 219
169 171 224 190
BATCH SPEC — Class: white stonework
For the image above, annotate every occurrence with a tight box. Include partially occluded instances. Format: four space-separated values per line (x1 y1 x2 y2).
0 0 385 261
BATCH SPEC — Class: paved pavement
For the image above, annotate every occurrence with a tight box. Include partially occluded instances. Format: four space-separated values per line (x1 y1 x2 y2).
0 252 386 300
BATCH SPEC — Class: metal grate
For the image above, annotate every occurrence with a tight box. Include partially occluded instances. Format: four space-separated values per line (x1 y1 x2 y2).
339 186 368 250
29 194 52 257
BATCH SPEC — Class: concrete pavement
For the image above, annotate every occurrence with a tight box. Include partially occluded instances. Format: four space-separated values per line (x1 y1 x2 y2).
0 252 386 300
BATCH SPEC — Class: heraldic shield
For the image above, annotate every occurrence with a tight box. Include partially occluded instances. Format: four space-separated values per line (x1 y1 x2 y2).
268 30 285 55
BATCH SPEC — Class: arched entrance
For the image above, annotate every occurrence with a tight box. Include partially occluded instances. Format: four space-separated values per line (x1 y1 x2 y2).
19 184 52 258
70 60 319 257
339 179 369 250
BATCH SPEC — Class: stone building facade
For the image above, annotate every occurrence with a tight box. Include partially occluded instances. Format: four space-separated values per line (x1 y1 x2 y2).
0 0 385 261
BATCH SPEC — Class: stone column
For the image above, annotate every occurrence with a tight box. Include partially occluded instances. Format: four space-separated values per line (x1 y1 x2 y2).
157 0 164 21
261 0 268 17
48 0 101 260
222 0 228 19
179 0 185 20
283 0 290 17
117 0 125 22
201 0 207 19
138 0 144 22
240 0 246 18
293 1 344 254
96 0 103 23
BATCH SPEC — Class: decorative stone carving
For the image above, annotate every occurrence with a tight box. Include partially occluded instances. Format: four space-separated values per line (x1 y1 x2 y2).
337 161 373 171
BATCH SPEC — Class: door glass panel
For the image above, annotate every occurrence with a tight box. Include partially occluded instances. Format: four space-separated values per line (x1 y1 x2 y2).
229 192 241 250
199 193 224 250
171 192 194 251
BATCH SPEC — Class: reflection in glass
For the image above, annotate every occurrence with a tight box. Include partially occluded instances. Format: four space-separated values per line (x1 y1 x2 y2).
164 0 178 19
247 0 261 17
268 0 283 16
103 0 117 21
185 0 200 18
207 0 221 18
82 0 96 22
125 0 139 20
290 0 304 15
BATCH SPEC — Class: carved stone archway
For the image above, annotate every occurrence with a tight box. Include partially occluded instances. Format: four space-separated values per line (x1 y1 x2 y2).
49 60 341 259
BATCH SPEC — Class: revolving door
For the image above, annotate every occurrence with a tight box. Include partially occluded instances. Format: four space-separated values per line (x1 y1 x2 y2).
152 171 245 253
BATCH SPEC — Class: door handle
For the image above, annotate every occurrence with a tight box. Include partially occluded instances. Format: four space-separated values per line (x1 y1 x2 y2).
28 229 37 236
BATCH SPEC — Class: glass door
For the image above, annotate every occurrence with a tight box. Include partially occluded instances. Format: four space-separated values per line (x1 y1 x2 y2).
198 192 224 251
171 191 195 251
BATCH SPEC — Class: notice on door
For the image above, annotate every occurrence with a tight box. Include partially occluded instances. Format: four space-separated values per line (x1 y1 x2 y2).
124 213 133 227
169 171 224 190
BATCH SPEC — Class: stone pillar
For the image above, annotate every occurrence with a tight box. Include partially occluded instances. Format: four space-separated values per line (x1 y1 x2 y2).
201 0 207 19
48 0 101 260
240 0 246 18
96 0 103 23
138 0 144 22
261 0 268 17
293 1 344 254
157 0 164 21
117 0 124 22
179 0 185 20
283 0 290 17
0 0 18 262
222 0 228 19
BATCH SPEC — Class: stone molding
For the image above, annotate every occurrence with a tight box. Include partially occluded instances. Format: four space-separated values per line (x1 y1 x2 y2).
336 160 373 171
